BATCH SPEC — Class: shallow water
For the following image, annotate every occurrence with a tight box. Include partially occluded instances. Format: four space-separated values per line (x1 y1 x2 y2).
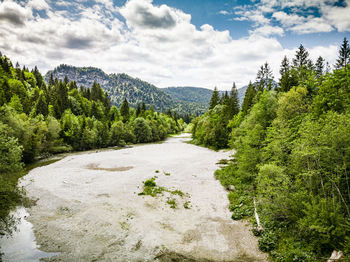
0 207 59 262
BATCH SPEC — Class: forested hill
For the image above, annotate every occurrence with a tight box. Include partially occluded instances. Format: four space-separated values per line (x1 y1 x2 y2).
164 86 248 107
46 65 247 116
45 65 174 112
163 86 213 104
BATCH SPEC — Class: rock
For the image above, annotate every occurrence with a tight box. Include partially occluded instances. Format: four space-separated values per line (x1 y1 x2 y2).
228 185 235 191
327 250 343 261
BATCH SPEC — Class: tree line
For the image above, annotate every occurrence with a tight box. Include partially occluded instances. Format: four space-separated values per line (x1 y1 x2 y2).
192 38 350 261
0 54 185 236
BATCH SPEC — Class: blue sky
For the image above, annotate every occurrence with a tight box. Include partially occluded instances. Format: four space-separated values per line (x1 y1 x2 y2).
1 0 349 89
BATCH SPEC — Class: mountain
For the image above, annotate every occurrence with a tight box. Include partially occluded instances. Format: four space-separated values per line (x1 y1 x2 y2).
45 65 247 115
165 85 248 108
163 87 213 104
45 65 174 112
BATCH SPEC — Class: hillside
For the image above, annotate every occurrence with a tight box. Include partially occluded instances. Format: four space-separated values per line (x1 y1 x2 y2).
165 85 248 107
45 65 247 115
45 65 174 112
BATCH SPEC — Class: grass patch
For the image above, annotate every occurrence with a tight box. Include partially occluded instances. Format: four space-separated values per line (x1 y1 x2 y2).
138 177 191 210
166 198 177 209
163 172 171 176
138 177 165 197
183 201 191 209
214 162 254 220
155 170 160 173
170 189 184 197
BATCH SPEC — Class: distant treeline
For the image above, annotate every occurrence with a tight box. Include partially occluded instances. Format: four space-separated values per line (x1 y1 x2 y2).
192 38 350 261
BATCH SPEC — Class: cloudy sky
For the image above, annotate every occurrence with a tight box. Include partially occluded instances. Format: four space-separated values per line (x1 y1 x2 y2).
0 0 349 90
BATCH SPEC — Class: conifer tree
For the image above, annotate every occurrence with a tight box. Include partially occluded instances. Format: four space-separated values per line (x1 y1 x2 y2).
293 44 310 68
241 81 256 115
209 87 219 109
227 82 240 118
315 56 325 79
48 72 55 86
335 37 350 69
256 62 274 92
136 104 141 117
279 56 297 92
120 98 130 123
34 92 48 116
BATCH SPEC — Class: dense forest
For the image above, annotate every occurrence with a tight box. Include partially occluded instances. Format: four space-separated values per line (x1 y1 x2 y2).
47 65 208 117
0 54 184 236
192 38 350 261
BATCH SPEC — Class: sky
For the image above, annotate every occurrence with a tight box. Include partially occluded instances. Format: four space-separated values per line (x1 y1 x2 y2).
0 0 349 90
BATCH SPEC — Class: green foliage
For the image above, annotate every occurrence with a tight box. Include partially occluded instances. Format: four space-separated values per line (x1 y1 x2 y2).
133 117 152 143
0 54 185 244
166 198 177 209
0 123 23 173
138 177 165 197
203 39 350 261
209 87 220 109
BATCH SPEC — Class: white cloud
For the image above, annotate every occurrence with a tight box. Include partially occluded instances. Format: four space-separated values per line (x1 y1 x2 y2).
321 0 350 32
272 11 304 27
0 0 340 91
236 0 350 35
291 17 333 34
250 25 284 36
27 0 50 11
218 10 230 15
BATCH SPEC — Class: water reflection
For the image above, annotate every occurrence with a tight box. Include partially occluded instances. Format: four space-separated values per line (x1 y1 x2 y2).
0 207 59 262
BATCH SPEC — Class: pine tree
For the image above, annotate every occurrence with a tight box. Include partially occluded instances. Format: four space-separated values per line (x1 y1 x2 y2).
256 62 274 92
315 56 325 79
120 98 130 123
49 73 55 86
241 81 256 115
227 82 240 118
335 37 350 69
64 76 69 85
34 92 48 116
278 56 297 92
293 44 310 68
209 87 219 109
141 102 146 112
136 104 141 117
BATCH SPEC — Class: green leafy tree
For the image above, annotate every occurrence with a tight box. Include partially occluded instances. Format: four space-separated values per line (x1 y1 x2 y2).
133 117 152 143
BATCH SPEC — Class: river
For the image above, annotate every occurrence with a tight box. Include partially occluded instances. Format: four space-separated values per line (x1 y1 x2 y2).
1 134 266 261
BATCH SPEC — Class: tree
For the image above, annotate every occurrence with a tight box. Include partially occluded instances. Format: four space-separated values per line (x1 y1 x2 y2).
335 37 350 69
133 118 152 143
256 62 274 92
48 72 55 86
0 123 23 173
227 82 240 119
209 87 219 109
293 44 310 68
315 56 325 79
278 56 297 92
241 81 256 115
33 91 48 116
120 98 130 123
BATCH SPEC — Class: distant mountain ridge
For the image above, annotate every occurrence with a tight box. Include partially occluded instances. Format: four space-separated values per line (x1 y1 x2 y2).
45 65 247 115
